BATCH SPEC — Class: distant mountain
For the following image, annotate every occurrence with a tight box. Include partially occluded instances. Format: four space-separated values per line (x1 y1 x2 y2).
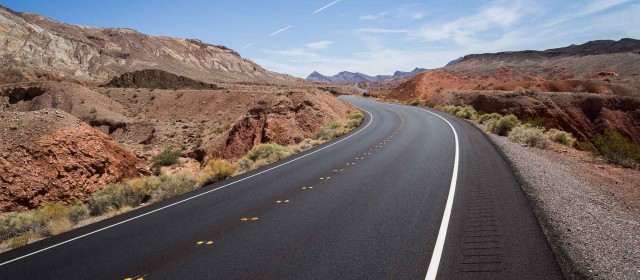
307 68 426 83
442 38 640 78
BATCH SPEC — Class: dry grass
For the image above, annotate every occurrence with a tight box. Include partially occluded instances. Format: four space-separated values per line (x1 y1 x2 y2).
546 129 576 146
199 159 237 186
508 124 551 149
45 217 74 236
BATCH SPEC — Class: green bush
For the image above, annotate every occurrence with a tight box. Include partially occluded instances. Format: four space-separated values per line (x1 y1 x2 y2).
199 159 237 186
88 173 199 215
591 130 640 168
455 106 478 120
0 212 38 240
508 124 551 149
34 203 69 225
487 115 520 136
246 143 293 162
410 99 423 106
314 122 350 140
6 234 31 249
214 124 232 134
546 129 576 146
477 113 502 124
152 148 182 168
68 202 89 223
349 111 364 121
87 183 138 216
150 173 198 201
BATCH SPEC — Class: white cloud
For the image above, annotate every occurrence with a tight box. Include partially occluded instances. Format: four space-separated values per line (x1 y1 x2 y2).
410 0 527 46
251 0 639 78
255 48 463 78
270 25 293 36
359 11 389 21
306 41 334 49
397 4 426 20
262 48 318 58
311 0 342 15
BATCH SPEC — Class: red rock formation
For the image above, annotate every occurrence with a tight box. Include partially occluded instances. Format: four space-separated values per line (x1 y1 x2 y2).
0 109 148 212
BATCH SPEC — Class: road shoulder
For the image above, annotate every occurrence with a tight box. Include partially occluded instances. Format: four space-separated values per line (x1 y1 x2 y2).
476 123 640 280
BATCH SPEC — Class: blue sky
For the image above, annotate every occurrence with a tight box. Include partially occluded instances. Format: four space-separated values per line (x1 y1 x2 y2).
1 0 639 77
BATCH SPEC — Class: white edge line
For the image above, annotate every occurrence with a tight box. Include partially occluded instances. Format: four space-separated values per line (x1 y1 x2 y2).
385 102 460 280
0 97 373 267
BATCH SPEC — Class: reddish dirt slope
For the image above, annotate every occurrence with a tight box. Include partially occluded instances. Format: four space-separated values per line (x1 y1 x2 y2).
0 110 148 212
388 70 640 144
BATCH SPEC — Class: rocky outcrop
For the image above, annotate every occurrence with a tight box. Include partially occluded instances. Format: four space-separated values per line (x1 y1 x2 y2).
436 90 640 144
0 5 298 85
0 109 148 212
102 69 221 90
209 91 353 160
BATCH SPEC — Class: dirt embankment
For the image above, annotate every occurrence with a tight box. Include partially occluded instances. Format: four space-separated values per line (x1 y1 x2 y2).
102 69 222 90
0 109 148 212
437 90 640 143
386 71 640 144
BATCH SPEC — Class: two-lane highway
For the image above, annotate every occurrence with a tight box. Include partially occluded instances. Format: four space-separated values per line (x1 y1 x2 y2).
0 96 563 279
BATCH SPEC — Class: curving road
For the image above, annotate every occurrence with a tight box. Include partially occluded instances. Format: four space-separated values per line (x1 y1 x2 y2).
0 96 563 279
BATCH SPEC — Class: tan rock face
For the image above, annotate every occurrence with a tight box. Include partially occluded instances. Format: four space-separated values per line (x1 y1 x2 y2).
0 110 148 212
0 6 298 85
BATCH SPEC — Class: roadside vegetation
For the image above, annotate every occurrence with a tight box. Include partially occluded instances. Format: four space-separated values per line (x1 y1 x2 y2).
0 109 365 250
433 104 639 169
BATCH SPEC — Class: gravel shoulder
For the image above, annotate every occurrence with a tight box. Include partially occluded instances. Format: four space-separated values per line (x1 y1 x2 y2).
475 123 640 280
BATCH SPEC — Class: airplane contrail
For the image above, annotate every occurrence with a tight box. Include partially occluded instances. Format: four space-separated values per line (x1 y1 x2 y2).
311 0 342 15
270 25 293 36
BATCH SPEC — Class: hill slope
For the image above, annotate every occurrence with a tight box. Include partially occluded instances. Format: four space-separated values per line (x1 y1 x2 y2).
0 5 298 85
443 38 640 78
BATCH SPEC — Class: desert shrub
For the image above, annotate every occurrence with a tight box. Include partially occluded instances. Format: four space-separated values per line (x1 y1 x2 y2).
523 117 546 128
577 140 597 152
477 113 502 124
199 159 236 186
591 130 640 168
425 100 438 108
546 129 576 146
0 212 38 240
34 203 69 225
87 183 137 216
515 86 539 95
410 99 423 106
214 124 232 134
508 124 551 149
45 217 74 236
247 143 293 162
487 115 520 136
314 122 350 140
152 148 182 168
28 203 76 236
235 158 254 173
440 105 462 115
349 111 364 121
6 234 31 249
67 203 89 223
150 173 198 201
455 106 478 120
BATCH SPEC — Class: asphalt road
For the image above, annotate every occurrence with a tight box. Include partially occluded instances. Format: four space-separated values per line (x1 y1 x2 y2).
0 96 563 279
